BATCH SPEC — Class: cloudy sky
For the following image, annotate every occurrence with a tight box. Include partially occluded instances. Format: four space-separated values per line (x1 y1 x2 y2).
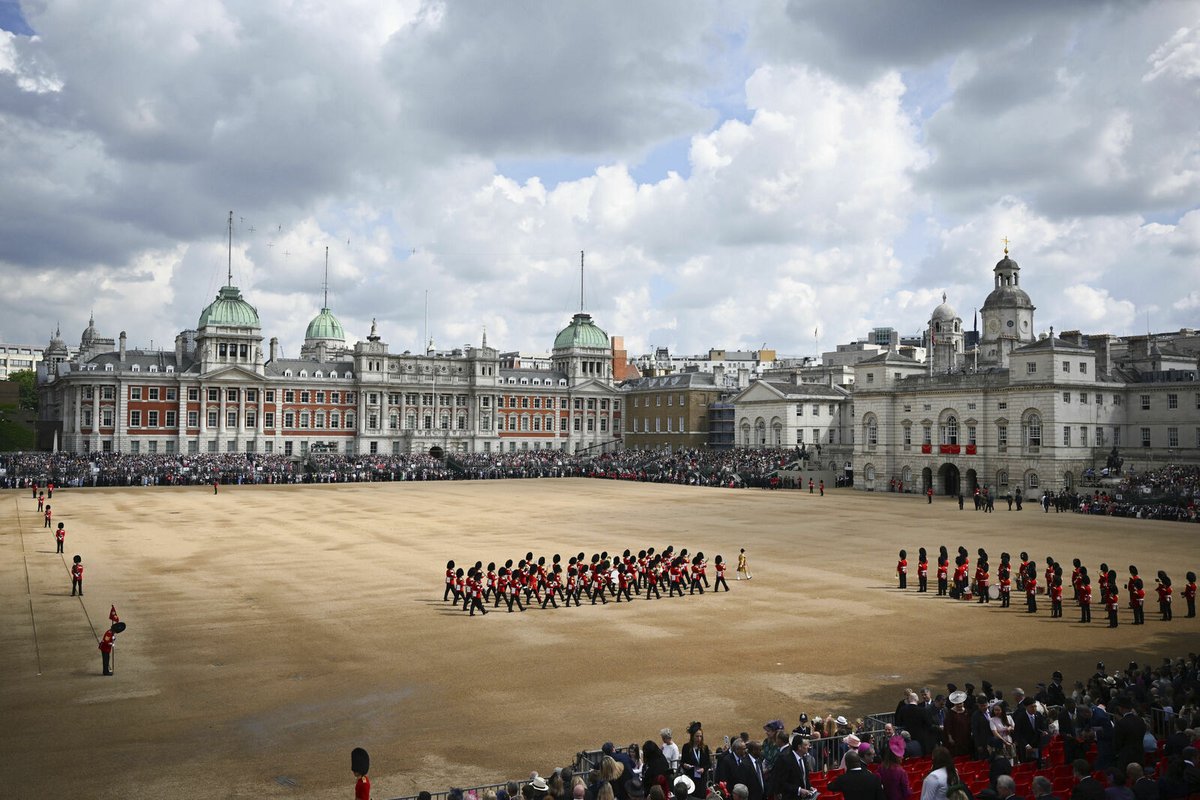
1 0 1197 361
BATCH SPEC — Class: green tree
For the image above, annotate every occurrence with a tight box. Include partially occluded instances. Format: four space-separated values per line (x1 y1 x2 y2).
8 369 37 412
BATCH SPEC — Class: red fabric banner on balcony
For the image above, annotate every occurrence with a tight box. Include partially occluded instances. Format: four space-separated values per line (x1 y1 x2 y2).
921 444 932 454
965 444 977 455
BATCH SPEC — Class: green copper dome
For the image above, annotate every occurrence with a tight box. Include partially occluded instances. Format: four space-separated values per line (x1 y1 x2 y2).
305 308 346 342
198 285 261 328
553 312 609 350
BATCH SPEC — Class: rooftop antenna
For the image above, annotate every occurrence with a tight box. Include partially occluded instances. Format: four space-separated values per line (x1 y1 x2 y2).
424 289 429 353
227 210 234 286
579 250 585 312
323 246 330 309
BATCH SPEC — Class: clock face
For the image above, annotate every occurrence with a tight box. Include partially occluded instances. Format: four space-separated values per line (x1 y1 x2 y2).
986 320 1000 335
1007 319 1015 328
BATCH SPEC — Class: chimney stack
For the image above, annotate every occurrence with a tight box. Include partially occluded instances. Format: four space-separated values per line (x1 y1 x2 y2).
270 337 279 362
119 331 127 362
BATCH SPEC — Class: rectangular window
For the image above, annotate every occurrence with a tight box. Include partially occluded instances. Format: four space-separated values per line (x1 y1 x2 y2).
1080 426 1087 446
266 390 275 402
1062 392 1071 403
997 401 1007 409
1113 427 1121 447
574 417 581 431
902 425 911 446
1141 394 1151 410
130 440 140 454
796 404 804 416
560 417 568 432
1096 426 1104 447
1063 426 1071 446
284 441 293 456
1062 360 1070 373
130 410 142 427
208 388 219 401
227 411 237 428
246 389 257 402
284 390 295 402
148 410 159 427
130 387 142 400
284 412 294 428
246 411 256 429
1079 362 1087 374
812 405 820 416
301 391 310 403
1095 393 1102 405
968 426 976 445
1141 427 1151 447
187 411 198 427
165 411 177 427
797 429 804 444
922 425 932 445
1168 427 1179 447
265 412 274 429
1079 392 1088 404
188 388 198 401
1026 362 1036 374
574 399 582 410
997 425 1008 449
1168 393 1178 409
148 387 159 400
226 388 238 402
587 418 595 432
102 386 114 400
1114 395 1121 405
207 440 218 453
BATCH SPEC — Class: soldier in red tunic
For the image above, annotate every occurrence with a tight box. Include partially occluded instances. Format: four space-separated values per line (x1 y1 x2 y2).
1184 571 1197 618
443 560 457 602
55 522 66 554
351 747 371 800
99 627 115 676
1024 565 1038 613
936 550 949 596
897 549 908 589
1131 578 1145 625
998 559 1012 608
1049 575 1063 617
917 547 929 593
71 554 84 596
1105 572 1119 628
43 504 52 528
1155 571 1173 621
1079 575 1092 623
975 559 990 604
713 555 729 592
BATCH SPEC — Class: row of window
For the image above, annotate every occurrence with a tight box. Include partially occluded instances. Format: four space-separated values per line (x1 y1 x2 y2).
630 417 687 434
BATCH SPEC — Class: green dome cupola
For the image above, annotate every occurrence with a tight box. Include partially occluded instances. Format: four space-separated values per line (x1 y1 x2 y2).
305 308 346 343
198 285 261 329
553 312 609 350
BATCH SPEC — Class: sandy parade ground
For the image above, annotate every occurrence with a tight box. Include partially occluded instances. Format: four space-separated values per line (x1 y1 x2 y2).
2 479 1198 800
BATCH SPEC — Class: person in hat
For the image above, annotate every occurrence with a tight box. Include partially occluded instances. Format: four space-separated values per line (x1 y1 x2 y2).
43 503 52 529
897 550 908 590
917 548 929 593
878 736 909 800
936 551 949 597
1155 572 1173 621
736 549 751 581
1105 576 1120 628
839 734 862 769
673 777 696 800
98 625 115 676
679 726 710 798
660 729 680 772
713 555 729 592
351 747 371 800
71 554 84 596
1013 697 1048 766
54 521 66 554
1025 564 1038 613
1182 571 1196 618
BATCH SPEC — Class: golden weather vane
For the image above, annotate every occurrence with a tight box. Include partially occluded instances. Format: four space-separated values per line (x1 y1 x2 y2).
1002 236 1010 255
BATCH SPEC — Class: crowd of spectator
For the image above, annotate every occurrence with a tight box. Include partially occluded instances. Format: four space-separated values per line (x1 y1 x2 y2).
0 448 806 489
396 654 1200 800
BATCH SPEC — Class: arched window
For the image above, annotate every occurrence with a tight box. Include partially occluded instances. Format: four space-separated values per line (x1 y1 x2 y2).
1024 413 1042 448
1026 471 1039 489
901 466 912 486
997 469 1009 487
941 415 958 445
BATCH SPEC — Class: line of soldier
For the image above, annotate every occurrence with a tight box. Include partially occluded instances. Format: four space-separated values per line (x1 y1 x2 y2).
896 545 1196 627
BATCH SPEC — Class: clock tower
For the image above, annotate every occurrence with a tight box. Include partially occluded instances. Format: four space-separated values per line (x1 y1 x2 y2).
979 246 1035 368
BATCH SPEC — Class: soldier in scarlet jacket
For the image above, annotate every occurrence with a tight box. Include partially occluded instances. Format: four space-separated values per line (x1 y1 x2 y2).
55 522 66 554
1131 578 1146 625
936 552 949 596
99 627 115 676
1156 572 1173 621
71 555 84 596
897 550 908 589
1079 575 1093 623
917 548 929 593
1185 571 1197 618
1024 566 1038 613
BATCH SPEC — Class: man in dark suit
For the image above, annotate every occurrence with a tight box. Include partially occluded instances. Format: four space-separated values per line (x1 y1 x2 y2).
1069 759 1103 800
1111 697 1146 772
769 736 815 800
1058 701 1083 765
717 740 765 800
1014 697 1049 766
1182 747 1200 796
997 775 1024 800
1031 776 1060 800
828 752 884 800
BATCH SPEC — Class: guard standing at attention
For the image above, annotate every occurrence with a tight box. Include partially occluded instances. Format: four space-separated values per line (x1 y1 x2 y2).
71 554 84 596
99 626 115 676
897 550 908 589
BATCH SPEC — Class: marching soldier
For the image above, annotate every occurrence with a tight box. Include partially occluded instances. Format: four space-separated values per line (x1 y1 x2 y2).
71 554 84 596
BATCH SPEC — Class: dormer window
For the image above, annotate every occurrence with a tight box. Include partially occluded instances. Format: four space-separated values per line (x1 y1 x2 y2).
284 369 293 377
149 365 158 373
105 364 113 371
131 364 140 372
